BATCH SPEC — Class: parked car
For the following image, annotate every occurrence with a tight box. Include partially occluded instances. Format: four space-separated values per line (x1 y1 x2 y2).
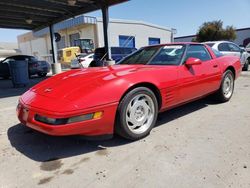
0 55 50 79
90 47 137 67
204 41 250 71
17 43 241 140
246 43 250 53
71 53 94 69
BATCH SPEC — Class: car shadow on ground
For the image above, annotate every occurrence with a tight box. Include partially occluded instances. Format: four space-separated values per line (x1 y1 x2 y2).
156 97 219 127
7 125 131 162
7 97 219 162
0 76 50 99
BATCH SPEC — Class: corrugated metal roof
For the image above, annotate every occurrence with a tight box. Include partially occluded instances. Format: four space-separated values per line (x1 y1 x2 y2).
97 18 172 32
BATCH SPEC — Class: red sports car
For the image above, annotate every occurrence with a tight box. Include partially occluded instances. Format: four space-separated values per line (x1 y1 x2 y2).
17 43 241 140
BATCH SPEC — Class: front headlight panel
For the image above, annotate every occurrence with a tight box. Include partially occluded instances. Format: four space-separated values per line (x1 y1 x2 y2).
34 111 103 126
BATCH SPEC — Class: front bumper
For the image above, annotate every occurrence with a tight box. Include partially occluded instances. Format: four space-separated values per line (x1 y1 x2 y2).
17 101 118 136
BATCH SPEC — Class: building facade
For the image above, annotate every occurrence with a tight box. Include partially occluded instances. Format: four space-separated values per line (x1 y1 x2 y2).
17 15 173 63
174 27 250 47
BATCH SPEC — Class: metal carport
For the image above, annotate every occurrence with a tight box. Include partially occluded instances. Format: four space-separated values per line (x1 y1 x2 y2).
0 0 128 73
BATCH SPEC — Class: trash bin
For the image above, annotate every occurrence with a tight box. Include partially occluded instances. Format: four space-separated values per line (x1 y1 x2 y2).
9 60 29 88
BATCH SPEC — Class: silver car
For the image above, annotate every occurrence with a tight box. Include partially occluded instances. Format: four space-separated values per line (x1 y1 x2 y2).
204 41 250 71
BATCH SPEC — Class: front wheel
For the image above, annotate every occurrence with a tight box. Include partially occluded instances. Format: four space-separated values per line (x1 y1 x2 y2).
115 87 158 140
214 70 234 102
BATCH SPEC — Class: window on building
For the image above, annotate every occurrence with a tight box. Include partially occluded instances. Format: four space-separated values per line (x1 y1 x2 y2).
56 36 66 50
119 35 135 48
148 37 161 45
69 33 80 47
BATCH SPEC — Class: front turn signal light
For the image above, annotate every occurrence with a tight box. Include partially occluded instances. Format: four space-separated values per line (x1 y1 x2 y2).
93 111 103 119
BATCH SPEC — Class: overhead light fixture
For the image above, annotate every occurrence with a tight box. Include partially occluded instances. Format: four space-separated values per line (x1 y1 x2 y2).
25 18 33 24
68 0 77 6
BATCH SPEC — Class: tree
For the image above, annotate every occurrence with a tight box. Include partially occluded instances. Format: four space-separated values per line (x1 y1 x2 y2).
195 20 236 42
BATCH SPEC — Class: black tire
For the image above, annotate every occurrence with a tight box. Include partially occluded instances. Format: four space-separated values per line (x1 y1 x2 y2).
89 61 97 67
115 87 158 140
3 76 10 79
38 73 47 77
214 70 235 102
242 59 249 71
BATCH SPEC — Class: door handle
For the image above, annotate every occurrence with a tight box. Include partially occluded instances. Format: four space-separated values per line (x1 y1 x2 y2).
213 64 218 68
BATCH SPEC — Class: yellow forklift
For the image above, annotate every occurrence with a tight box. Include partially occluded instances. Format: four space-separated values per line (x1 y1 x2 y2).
58 38 94 68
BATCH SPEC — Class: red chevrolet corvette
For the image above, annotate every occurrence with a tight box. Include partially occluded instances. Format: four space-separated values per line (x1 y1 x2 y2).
17 43 241 140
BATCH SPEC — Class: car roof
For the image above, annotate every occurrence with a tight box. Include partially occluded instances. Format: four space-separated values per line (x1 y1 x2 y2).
203 41 234 44
144 42 202 48
96 47 136 50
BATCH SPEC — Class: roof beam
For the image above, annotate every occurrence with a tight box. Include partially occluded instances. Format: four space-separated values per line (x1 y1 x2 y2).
0 23 33 30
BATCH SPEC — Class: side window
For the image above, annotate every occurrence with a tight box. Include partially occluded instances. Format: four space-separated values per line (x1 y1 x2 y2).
211 48 223 58
3 58 14 63
228 43 240 52
218 43 230 51
185 45 211 61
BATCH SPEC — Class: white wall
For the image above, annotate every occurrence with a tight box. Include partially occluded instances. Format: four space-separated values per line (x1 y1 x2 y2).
19 41 32 56
31 38 47 59
19 38 47 60
97 20 172 48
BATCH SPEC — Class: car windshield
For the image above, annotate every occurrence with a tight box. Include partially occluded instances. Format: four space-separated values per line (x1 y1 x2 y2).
118 45 185 65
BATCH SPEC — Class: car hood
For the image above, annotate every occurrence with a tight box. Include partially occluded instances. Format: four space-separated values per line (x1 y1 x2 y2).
23 65 160 111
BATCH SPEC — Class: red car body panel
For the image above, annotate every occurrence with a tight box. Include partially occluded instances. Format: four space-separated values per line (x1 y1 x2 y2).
17 43 242 137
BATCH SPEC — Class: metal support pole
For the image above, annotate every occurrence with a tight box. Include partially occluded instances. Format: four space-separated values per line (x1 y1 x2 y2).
49 25 61 74
101 6 112 61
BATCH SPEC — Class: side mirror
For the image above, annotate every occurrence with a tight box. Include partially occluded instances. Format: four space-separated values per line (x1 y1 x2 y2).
185 57 202 67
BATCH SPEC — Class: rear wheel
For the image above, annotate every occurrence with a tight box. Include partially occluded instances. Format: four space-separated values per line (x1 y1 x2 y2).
242 59 249 71
214 70 234 102
115 87 158 140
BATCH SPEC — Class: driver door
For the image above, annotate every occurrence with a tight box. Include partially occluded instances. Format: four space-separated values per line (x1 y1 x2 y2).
178 44 221 103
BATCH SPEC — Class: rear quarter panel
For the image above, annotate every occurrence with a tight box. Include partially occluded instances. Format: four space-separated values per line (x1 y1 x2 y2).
217 56 241 79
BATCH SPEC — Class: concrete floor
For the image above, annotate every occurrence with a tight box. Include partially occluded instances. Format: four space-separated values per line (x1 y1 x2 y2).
0 72 250 188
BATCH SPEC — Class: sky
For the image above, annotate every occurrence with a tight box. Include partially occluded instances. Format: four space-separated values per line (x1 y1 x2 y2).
0 0 249 43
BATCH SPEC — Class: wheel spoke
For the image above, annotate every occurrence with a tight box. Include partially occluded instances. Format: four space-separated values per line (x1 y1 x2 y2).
125 93 155 134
